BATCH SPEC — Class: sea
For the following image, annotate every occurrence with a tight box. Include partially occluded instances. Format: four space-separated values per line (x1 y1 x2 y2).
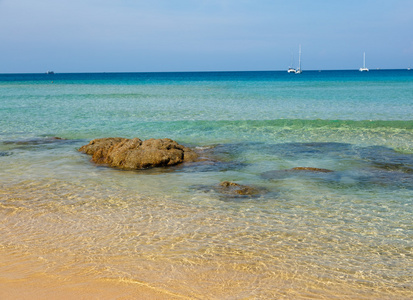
0 70 412 299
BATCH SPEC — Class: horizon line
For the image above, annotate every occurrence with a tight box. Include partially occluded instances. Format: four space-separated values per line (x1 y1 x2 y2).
0 68 411 75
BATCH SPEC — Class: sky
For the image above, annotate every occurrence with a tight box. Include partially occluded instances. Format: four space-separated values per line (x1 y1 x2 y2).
1 0 413 73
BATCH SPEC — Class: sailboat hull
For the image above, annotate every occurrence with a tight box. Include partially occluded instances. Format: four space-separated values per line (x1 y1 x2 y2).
287 45 302 73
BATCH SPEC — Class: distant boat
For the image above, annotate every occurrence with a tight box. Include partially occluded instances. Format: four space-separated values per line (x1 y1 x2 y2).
287 52 296 73
287 45 302 74
359 52 369 72
46 71 54 74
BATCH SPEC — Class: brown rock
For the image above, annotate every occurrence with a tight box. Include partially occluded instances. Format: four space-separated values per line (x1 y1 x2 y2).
218 181 262 196
79 137 198 170
291 167 334 173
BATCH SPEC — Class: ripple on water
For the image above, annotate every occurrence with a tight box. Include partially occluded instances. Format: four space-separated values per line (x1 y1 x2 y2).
1 175 412 298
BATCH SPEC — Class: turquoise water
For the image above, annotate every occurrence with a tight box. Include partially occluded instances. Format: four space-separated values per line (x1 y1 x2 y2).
1 70 413 298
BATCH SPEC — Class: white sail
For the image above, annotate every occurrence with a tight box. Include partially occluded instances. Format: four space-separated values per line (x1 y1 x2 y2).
296 45 302 74
359 52 369 72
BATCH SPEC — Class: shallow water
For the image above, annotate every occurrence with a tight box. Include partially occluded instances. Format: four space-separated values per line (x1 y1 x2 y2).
1 70 413 298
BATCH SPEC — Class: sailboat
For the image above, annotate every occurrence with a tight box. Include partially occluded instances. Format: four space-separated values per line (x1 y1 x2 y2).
287 45 302 74
359 52 369 72
287 52 296 73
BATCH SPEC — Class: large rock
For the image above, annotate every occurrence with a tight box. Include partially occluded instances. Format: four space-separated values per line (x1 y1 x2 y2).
79 137 198 169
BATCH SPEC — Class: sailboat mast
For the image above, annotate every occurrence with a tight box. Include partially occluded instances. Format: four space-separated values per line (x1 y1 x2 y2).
298 45 301 71
359 52 369 71
363 52 366 68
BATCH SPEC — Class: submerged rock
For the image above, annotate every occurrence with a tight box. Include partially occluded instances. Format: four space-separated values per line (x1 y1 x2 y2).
261 167 335 180
79 137 198 170
290 167 334 173
3 136 67 146
0 151 12 157
1 136 76 152
218 181 263 196
192 181 268 201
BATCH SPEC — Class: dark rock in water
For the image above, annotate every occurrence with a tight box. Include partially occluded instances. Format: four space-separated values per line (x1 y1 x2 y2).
341 168 413 189
192 181 268 200
357 145 413 174
261 167 336 181
1 136 76 152
79 137 198 170
0 151 12 157
3 136 67 146
257 142 413 189
218 181 262 196
262 166 413 190
291 167 334 173
171 159 247 173
265 142 353 158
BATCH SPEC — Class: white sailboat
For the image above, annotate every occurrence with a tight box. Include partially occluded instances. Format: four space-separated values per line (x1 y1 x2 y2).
359 52 369 72
287 52 296 73
287 45 302 74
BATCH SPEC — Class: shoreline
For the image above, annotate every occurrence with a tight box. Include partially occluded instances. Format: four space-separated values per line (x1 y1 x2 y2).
0 251 187 300
0 278 187 300
1 263 411 299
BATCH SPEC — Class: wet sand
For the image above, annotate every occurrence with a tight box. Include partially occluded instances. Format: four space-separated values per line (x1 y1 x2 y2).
0 279 187 300
0 252 187 300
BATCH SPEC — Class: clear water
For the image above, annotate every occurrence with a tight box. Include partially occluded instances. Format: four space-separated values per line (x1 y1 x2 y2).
1 70 412 298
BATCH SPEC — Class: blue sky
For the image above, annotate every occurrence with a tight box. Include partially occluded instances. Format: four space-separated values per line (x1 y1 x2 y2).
1 0 412 73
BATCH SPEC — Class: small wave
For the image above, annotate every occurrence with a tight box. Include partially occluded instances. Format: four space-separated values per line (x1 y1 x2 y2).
237 119 413 130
